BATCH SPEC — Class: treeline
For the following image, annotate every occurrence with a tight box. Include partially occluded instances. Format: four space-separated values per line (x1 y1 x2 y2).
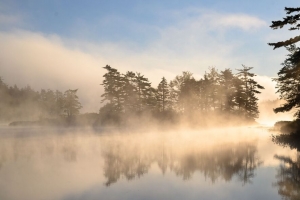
99 65 264 126
0 64 264 127
0 77 82 123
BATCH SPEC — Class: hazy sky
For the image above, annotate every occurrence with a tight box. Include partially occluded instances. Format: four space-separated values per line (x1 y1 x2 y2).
0 0 299 112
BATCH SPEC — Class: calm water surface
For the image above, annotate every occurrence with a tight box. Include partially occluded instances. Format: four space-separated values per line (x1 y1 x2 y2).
0 126 297 200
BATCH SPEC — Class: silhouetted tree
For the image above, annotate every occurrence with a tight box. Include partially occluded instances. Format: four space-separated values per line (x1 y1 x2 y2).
123 71 138 113
268 7 300 49
169 71 194 112
269 7 300 118
233 76 246 113
206 67 220 111
178 78 198 114
198 75 210 113
236 65 264 120
219 69 236 113
273 45 300 117
101 65 124 112
134 72 152 112
157 77 170 112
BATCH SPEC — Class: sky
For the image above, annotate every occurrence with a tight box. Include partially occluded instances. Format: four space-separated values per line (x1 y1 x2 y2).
0 0 299 112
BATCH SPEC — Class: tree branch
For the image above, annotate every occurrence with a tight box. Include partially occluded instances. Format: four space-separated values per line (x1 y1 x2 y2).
268 35 300 49
285 7 300 14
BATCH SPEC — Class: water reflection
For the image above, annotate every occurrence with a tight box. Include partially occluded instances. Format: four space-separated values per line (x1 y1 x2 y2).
272 131 300 200
274 154 300 200
0 127 285 200
102 136 262 186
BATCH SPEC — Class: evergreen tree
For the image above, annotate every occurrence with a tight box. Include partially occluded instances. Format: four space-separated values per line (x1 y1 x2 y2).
135 72 152 112
101 65 124 112
236 65 264 120
123 71 138 112
268 7 300 49
268 7 300 118
273 45 300 117
233 76 246 113
178 78 198 114
205 67 220 111
219 69 236 113
198 76 210 113
157 77 170 112
169 71 193 112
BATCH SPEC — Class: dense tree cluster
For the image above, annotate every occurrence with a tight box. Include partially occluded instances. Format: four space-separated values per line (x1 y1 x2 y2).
0 77 81 122
100 65 264 125
269 7 300 118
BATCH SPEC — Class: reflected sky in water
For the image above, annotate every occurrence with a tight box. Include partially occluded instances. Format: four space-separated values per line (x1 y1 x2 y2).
0 126 297 200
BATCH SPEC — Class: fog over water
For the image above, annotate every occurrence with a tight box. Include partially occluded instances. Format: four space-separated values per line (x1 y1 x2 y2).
0 4 298 200
0 126 297 200
0 31 286 113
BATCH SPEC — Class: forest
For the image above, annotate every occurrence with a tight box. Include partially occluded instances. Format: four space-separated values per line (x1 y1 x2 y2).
99 65 264 127
5 6 300 129
0 78 84 125
0 64 264 127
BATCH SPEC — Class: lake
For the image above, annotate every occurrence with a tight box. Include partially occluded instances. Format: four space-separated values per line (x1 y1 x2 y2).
0 126 297 200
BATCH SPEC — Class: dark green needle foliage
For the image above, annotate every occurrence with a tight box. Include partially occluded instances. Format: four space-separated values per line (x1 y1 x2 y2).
269 7 300 118
269 7 300 49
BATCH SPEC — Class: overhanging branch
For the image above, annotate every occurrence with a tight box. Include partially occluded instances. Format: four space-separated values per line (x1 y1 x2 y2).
268 35 300 49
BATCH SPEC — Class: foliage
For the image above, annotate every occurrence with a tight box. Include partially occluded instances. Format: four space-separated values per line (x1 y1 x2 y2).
156 77 170 112
101 65 124 112
63 89 82 118
99 65 264 125
236 65 264 120
272 130 300 151
269 7 300 119
0 77 82 122
268 7 300 49
273 154 300 200
273 45 300 117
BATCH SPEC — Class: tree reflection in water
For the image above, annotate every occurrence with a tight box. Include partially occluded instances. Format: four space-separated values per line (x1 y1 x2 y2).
0 131 262 188
273 131 300 200
102 136 261 186
274 154 300 200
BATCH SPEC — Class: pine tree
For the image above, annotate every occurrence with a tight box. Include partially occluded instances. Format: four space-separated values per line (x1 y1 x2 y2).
233 76 246 113
198 75 210 113
135 73 152 112
169 71 194 112
268 7 300 49
273 45 300 117
267 7 300 118
123 71 138 112
219 69 236 113
178 78 198 114
236 65 264 120
101 65 125 112
206 67 220 111
157 77 170 112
